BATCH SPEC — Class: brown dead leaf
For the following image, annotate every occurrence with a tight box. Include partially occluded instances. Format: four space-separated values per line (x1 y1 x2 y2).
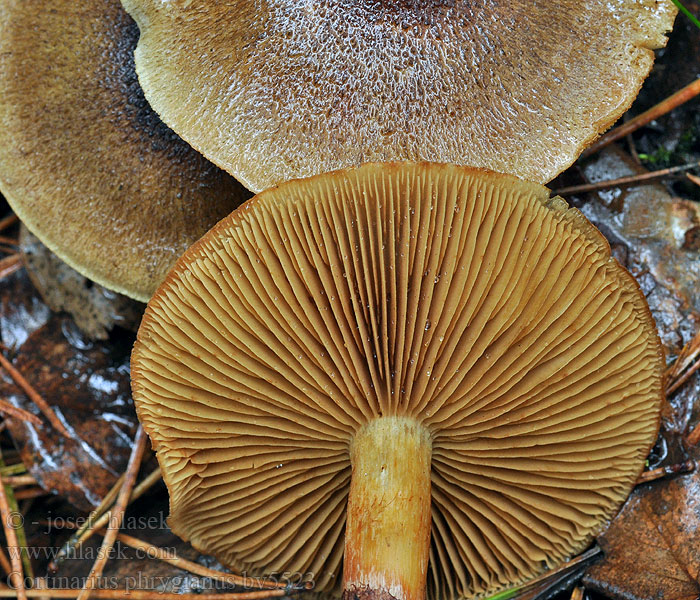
584 452 700 600
0 312 141 511
0 265 50 350
0 265 144 510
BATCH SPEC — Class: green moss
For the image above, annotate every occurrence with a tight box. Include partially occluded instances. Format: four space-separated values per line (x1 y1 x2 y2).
639 122 700 168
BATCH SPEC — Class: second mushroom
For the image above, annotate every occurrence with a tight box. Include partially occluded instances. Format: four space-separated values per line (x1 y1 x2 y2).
131 163 663 600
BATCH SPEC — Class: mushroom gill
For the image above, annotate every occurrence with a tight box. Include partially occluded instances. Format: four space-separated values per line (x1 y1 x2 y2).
131 163 664 600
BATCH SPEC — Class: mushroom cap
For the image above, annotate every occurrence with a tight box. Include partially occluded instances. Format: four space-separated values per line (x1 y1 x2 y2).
121 0 676 192
0 0 250 302
132 162 664 598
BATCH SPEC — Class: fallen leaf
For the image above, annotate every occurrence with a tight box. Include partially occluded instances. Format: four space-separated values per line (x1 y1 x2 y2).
584 450 700 600
0 308 142 511
0 265 51 351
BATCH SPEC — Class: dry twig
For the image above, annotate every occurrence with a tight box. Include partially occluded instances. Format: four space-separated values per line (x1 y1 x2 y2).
553 161 700 196
69 474 125 544
686 424 700 447
0 352 69 437
0 466 24 479
0 464 25 599
0 546 12 579
0 402 42 428
666 329 700 396
77 427 148 600
670 358 700 398
12 489 46 502
112 531 298 590
636 460 696 484
50 469 162 571
0 216 17 234
0 256 22 281
0 477 35 489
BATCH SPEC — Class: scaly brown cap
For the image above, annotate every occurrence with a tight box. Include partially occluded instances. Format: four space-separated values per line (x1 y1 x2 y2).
132 162 664 599
0 0 250 302
122 0 676 192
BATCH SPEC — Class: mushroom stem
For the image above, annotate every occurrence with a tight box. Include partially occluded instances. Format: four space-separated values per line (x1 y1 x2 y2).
343 417 432 600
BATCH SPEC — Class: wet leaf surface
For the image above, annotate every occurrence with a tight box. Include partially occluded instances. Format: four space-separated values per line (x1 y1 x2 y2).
583 446 700 600
0 266 142 511
0 263 51 351
574 144 700 454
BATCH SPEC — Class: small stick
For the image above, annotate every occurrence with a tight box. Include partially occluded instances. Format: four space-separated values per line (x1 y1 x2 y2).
0 452 32 580
77 427 148 600
0 255 22 281
0 238 17 246
0 590 288 599
636 460 695 484
129 466 161 498
666 354 700 396
0 465 26 600
13 488 46 501
581 78 700 158
50 469 161 571
0 352 70 437
0 216 18 234
687 173 700 187
30 577 51 600
112 531 294 590
0 476 36 488
627 137 641 165
666 329 700 384
0 546 12 578
553 161 700 196
48 474 125 573
78 474 125 536
570 586 584 600
0 401 42 428
686 423 700 447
